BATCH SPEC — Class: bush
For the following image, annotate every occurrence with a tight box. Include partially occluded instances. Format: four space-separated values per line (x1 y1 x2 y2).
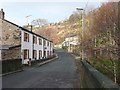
88 57 120 86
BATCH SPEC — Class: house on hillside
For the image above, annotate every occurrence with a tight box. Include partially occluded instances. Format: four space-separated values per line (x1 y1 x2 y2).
0 9 54 64
62 34 79 53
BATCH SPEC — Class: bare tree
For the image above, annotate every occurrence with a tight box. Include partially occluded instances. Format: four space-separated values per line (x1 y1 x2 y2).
31 18 48 27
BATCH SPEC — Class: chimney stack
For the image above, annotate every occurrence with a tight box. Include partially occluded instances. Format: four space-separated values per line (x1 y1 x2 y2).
0 9 5 19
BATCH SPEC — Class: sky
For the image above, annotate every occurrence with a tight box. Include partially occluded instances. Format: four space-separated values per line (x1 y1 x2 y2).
0 0 109 26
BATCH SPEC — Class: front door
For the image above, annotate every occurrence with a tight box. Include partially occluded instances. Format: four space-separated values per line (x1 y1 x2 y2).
44 51 46 58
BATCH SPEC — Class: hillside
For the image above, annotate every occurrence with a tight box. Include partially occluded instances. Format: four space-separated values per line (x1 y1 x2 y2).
32 13 81 45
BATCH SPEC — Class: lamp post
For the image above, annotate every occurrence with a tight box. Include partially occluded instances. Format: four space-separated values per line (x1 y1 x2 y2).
76 8 84 60
25 15 32 25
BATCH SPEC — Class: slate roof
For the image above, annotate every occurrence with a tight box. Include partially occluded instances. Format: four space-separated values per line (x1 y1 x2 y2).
1 18 53 42
0 45 21 50
0 45 13 50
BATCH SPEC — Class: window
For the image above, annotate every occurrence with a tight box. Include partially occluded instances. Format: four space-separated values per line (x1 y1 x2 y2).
43 40 46 46
33 50 37 59
24 49 29 59
24 32 29 42
33 36 37 44
24 50 27 59
47 41 49 46
44 51 46 58
39 38 42 45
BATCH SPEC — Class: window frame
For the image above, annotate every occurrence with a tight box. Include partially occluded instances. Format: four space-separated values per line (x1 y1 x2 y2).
33 36 37 44
24 49 29 59
39 38 42 45
24 32 29 42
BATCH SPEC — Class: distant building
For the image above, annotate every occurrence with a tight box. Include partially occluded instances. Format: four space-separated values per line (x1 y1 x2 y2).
0 9 54 64
62 34 79 53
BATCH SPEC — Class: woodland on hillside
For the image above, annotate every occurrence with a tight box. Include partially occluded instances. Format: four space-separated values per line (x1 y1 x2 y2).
81 2 120 85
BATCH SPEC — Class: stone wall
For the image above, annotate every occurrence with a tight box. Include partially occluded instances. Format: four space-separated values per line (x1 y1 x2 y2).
79 60 120 88
2 59 22 74
0 19 21 46
1 46 21 60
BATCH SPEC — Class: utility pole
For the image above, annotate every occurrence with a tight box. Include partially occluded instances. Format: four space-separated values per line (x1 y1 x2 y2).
76 8 84 60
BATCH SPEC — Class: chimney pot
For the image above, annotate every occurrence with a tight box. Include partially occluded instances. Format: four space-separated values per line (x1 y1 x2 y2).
0 9 5 19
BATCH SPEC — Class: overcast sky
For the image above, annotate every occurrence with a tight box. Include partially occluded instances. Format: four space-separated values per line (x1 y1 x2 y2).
0 0 109 26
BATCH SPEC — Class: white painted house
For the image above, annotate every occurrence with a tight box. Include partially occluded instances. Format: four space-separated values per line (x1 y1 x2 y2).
0 9 54 64
62 35 79 53
21 28 53 64
62 35 79 47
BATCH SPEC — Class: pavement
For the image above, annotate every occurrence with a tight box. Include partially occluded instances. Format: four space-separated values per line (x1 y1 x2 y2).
23 54 58 71
71 54 81 60
1 53 58 77
2 49 80 88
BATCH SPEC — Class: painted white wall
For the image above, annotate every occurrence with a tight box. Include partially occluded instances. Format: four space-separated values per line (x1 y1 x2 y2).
51 42 53 55
21 30 34 64
33 36 43 60
43 39 47 58
21 30 53 64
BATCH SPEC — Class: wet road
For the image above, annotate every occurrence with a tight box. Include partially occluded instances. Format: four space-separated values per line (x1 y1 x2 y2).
3 49 80 88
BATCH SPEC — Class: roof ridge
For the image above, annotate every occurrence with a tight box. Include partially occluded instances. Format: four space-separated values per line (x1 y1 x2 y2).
2 19 53 42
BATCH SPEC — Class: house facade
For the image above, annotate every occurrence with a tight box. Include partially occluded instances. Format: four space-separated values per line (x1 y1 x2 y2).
62 35 79 53
0 9 53 64
21 29 53 64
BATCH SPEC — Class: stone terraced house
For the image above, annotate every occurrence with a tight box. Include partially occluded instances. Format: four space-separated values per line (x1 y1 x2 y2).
0 9 53 64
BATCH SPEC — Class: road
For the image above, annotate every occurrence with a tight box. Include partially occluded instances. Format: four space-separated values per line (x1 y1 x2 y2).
2 49 80 88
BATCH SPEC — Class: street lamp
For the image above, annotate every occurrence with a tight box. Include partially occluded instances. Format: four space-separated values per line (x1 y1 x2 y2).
76 8 84 60
25 15 32 25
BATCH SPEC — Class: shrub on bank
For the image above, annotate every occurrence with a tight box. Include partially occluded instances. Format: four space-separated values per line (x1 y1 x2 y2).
88 57 120 86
